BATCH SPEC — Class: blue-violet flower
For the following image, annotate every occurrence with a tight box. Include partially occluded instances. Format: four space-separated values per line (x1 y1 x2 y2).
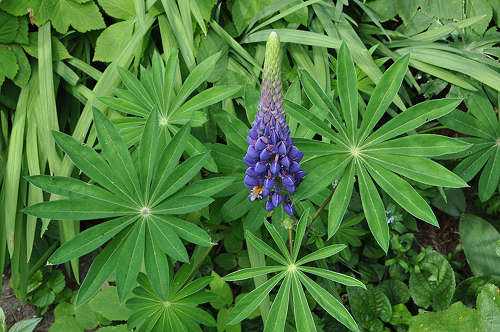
243 31 305 216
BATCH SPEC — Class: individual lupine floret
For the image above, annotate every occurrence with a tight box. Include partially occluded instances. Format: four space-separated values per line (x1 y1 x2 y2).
243 31 305 215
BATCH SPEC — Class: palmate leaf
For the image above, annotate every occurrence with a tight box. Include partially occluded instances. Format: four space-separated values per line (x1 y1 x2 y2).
439 90 500 201
100 51 241 173
223 210 362 331
24 109 232 305
287 41 469 251
126 267 216 332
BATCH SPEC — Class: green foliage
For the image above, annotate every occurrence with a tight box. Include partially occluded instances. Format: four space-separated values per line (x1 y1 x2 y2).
347 285 392 332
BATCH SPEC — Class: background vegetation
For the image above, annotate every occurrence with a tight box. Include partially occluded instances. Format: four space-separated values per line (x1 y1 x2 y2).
0 0 499 331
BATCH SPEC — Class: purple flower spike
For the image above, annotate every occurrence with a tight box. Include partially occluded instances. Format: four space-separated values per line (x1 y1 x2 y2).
243 31 306 216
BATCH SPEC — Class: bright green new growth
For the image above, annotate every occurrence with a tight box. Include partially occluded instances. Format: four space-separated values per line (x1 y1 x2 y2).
223 209 364 332
286 42 471 252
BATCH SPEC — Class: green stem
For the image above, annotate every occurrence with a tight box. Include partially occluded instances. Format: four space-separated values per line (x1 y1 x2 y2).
308 190 334 228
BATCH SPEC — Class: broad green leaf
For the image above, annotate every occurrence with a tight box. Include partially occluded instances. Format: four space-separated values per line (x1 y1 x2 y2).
148 218 188 262
116 220 145 302
365 134 471 157
408 301 479 332
152 196 213 215
299 266 365 288
359 54 409 142
294 154 351 201
228 272 286 325
337 42 358 140
154 214 212 247
328 161 355 238
92 109 141 202
477 283 500 331
223 266 286 281
151 153 209 205
138 110 159 201
145 223 170 300
357 162 389 253
366 153 468 188
292 208 310 262
263 273 292 332
76 228 131 306
365 98 462 146
440 109 496 140
347 285 392 330
296 244 346 265
94 21 134 63
245 230 288 266
366 163 438 226
264 221 292 262
49 216 137 264
291 273 316 332
24 199 134 220
478 146 500 202
26 175 130 207
453 147 492 182
284 99 342 143
299 271 359 331
242 29 341 49
460 214 500 276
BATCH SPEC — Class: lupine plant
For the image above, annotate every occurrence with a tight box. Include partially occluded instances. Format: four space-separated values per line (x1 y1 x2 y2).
24 108 232 305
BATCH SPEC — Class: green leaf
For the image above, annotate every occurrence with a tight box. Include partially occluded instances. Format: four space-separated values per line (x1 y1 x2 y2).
93 108 141 201
37 0 105 34
116 220 146 302
173 177 235 198
328 161 355 238
292 208 310 262
291 273 316 332
96 0 135 20
477 283 500 332
299 266 366 289
409 250 455 311
151 153 209 205
88 286 132 321
408 301 479 332
76 228 131 306
0 47 18 80
359 54 409 142
296 244 346 266
148 218 188 262
24 199 134 220
347 285 392 330
365 162 438 226
214 110 249 152
356 162 389 253
377 280 410 305
440 109 496 140
49 216 137 264
145 223 170 300
299 271 359 331
242 28 341 49
138 110 159 202
365 134 471 157
366 98 462 145
172 85 241 118
0 10 18 43
460 214 500 276
337 42 358 140
152 196 213 215
94 20 134 63
245 230 288 266
478 146 500 202
263 273 292 332
8 318 42 332
264 221 292 263
223 266 286 281
228 272 286 325
154 214 212 247
366 153 468 188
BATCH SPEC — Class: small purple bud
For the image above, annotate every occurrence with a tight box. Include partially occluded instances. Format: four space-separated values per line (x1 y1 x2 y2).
247 145 259 159
262 187 270 198
264 178 275 189
260 148 272 161
249 127 258 139
284 184 295 194
243 155 257 167
246 167 258 177
271 191 282 207
282 175 294 187
247 136 254 145
271 131 278 144
278 141 287 155
289 146 300 159
265 199 274 211
255 137 267 151
296 170 306 180
283 197 294 216
270 161 280 175
281 156 290 169
255 161 267 174
296 151 304 162
290 161 301 173
244 175 259 189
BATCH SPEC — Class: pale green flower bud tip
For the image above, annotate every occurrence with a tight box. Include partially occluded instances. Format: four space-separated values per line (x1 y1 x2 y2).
264 31 281 78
